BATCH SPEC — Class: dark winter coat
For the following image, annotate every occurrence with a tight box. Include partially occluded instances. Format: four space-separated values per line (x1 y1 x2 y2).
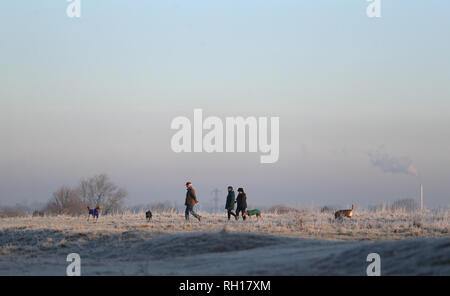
185 187 198 206
225 190 235 210
236 192 247 209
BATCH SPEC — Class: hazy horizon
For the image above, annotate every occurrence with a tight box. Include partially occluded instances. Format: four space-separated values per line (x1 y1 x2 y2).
1 1 449 209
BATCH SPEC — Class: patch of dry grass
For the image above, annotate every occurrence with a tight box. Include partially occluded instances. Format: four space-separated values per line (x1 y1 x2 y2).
0 208 448 242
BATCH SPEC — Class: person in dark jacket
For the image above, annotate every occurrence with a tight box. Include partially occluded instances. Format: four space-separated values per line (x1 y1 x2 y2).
235 187 247 220
225 186 237 220
185 182 202 221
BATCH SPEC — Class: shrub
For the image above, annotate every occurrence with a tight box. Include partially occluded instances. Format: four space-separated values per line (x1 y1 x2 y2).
44 186 86 216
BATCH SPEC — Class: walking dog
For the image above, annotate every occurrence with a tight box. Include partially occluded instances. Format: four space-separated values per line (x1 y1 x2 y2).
145 210 153 221
243 209 263 219
334 205 354 219
87 206 102 221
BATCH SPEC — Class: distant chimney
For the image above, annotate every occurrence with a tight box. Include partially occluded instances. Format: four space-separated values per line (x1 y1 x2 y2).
420 184 423 210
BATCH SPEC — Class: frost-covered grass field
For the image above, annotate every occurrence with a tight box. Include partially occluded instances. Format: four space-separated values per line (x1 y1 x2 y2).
0 209 449 275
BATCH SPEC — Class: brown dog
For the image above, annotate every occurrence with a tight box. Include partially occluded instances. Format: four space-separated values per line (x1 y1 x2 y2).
334 205 354 219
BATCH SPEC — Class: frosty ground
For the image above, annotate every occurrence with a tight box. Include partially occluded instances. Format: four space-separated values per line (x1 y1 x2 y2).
0 210 449 275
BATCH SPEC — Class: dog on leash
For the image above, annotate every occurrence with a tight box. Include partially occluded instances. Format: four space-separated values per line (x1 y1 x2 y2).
87 206 102 222
243 209 263 219
145 210 153 221
334 205 354 219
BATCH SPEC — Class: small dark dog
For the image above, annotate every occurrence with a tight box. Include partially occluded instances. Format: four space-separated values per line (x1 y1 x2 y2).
145 210 152 221
87 206 102 222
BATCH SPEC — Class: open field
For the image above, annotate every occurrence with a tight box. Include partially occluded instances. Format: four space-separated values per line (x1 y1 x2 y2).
0 209 449 275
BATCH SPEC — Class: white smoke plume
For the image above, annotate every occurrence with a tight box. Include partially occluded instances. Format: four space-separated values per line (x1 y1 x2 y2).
368 148 419 177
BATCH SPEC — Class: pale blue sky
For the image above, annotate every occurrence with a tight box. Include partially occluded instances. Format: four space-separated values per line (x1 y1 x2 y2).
0 1 449 208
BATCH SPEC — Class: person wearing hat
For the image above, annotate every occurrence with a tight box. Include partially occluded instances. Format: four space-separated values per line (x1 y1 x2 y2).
185 182 202 221
235 187 247 220
225 186 237 220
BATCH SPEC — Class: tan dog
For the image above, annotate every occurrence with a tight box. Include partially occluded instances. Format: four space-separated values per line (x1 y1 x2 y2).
334 205 354 219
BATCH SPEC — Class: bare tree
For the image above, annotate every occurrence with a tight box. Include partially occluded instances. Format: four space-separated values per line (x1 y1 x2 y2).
78 174 127 214
45 186 86 216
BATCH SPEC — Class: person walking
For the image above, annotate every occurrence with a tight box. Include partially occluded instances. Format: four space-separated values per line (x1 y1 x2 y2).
235 187 247 220
185 182 202 221
225 186 237 220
